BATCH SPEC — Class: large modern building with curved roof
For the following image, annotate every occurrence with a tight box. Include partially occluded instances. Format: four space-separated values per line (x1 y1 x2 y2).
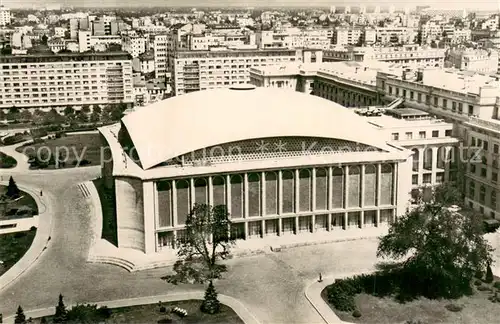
99 85 413 255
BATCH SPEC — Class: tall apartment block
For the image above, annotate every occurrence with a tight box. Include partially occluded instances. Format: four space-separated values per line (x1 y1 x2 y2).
153 35 168 79
171 48 322 96
0 52 134 110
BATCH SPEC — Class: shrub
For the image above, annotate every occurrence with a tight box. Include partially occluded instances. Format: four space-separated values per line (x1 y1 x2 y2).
157 317 173 324
159 306 166 313
96 306 112 319
485 265 494 283
494 282 500 290
326 283 356 312
474 279 483 286
80 159 91 166
445 304 463 312
352 310 362 318
477 285 492 292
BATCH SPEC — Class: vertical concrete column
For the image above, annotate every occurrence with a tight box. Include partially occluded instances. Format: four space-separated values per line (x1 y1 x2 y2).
431 147 438 184
278 170 283 215
311 168 316 233
295 169 300 213
172 179 177 227
143 181 156 254
261 219 265 238
327 213 332 231
190 178 195 209
295 169 300 234
244 173 249 218
208 176 213 206
444 146 451 182
376 164 382 207
344 165 350 209
328 166 333 211
153 182 159 229
225 174 231 215
244 221 249 240
360 165 365 228
418 147 424 184
343 211 348 230
261 171 266 216
397 159 413 218
376 209 381 227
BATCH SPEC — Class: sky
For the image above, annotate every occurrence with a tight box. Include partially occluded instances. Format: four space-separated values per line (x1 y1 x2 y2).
5 0 500 10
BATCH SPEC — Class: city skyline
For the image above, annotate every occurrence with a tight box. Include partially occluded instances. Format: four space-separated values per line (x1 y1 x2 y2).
4 0 500 10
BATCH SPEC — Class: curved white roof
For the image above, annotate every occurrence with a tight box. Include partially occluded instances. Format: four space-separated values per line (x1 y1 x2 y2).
121 87 398 170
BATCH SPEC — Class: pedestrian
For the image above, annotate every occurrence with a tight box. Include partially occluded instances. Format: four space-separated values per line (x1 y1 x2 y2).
318 272 323 282
40 190 43 197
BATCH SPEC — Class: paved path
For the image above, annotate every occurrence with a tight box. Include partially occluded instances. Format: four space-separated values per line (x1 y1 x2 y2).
0 182 53 292
2 292 260 324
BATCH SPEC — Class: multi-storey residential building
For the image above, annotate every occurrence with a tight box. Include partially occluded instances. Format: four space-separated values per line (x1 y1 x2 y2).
153 34 168 79
332 28 376 46
171 48 321 96
0 5 11 27
0 52 134 110
78 30 122 53
375 27 417 44
447 48 499 74
122 34 147 58
255 28 331 49
324 45 446 68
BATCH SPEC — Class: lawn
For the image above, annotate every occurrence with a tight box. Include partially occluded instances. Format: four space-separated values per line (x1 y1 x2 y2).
16 133 104 169
0 228 37 277
0 185 39 219
0 151 17 168
33 299 244 324
322 277 500 324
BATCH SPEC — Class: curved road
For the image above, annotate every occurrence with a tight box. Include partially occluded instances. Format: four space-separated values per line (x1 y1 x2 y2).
0 166 381 324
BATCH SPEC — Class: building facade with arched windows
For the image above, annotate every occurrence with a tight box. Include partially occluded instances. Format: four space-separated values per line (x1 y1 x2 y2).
99 86 413 255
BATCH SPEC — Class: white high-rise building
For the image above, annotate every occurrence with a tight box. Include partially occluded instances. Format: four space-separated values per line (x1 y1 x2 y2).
0 5 11 27
330 5 336 14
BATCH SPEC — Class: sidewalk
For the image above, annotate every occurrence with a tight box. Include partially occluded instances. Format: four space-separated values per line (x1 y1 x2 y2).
304 271 374 324
0 182 53 293
0 140 33 172
2 292 261 324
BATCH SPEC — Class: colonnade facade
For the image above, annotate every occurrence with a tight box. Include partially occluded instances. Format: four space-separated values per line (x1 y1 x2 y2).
153 163 399 251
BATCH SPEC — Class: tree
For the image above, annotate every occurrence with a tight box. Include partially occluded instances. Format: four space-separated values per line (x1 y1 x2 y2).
63 106 75 117
377 203 493 299
200 281 221 314
20 109 33 121
43 109 64 125
93 105 102 114
162 204 233 284
433 182 464 207
89 111 100 123
6 176 20 199
14 306 26 324
53 294 67 323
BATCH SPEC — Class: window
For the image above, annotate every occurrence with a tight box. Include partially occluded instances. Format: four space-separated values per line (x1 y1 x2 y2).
423 174 431 184
471 137 476 146
434 97 438 106
481 168 487 178
492 191 497 209
419 131 426 139
436 172 444 183
480 186 486 204
469 181 475 199
494 144 499 154
484 141 489 151
432 130 439 138
445 130 452 137
442 99 447 109
391 133 399 140
403 89 407 97
417 93 422 102
405 132 413 140
410 91 414 100
458 102 463 113
493 172 498 183
412 174 418 185
452 101 457 111
468 104 474 115
470 164 476 173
